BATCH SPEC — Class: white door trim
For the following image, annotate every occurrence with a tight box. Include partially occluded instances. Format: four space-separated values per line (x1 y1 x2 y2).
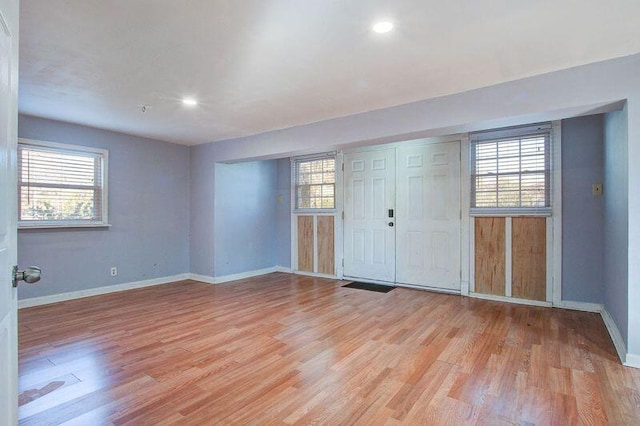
342 134 465 289
551 120 563 306
460 135 471 296
335 152 344 279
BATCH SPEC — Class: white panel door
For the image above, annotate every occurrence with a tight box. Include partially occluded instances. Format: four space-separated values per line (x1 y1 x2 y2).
0 0 19 424
343 149 396 282
396 142 461 290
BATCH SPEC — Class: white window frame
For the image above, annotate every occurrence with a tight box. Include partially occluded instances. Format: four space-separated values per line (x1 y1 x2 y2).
18 138 109 229
470 123 552 216
292 152 337 213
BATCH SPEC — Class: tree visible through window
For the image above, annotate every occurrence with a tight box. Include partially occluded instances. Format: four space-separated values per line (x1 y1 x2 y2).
294 156 335 210
18 140 108 227
471 125 550 213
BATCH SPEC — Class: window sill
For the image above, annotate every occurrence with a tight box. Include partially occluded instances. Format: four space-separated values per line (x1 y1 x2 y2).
470 211 552 217
293 210 337 214
18 223 112 230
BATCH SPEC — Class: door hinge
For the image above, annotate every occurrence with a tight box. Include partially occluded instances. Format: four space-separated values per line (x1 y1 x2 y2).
342 211 345 220
342 162 344 171
341 258 344 267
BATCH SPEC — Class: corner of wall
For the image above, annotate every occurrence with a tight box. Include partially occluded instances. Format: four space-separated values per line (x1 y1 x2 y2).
601 308 627 365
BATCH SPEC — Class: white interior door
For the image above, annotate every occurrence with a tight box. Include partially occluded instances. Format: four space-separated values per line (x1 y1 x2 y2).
396 142 461 290
0 0 19 424
343 149 396 282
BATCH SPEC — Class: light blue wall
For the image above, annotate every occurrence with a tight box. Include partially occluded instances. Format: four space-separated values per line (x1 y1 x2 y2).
213 161 279 276
604 106 629 347
17 115 190 299
276 158 291 268
189 145 291 277
189 143 216 276
561 115 604 303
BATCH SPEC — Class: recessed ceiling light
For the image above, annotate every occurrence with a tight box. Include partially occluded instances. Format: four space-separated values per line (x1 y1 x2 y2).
182 97 198 107
372 21 393 34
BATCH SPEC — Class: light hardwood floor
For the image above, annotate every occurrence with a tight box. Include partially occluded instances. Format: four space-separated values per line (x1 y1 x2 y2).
18 273 640 425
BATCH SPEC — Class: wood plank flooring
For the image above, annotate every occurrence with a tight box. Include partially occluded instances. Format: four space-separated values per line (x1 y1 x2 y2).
18 273 640 425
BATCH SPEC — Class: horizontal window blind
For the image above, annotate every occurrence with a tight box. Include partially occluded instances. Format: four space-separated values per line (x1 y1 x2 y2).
18 142 107 226
293 154 336 210
470 123 551 215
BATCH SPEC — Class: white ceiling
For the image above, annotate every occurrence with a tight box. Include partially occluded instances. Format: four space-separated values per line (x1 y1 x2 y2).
19 0 640 146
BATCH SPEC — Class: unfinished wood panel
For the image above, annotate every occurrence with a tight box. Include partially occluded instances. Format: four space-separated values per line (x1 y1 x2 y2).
512 217 546 301
317 216 335 275
297 216 314 272
474 217 506 296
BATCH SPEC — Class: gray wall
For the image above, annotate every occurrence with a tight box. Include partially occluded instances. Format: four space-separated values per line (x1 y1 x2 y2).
17 115 190 299
276 158 291 268
213 161 279 276
604 106 629 347
561 115 604 303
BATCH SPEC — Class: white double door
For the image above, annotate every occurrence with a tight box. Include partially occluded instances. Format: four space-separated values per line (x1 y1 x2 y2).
343 141 461 291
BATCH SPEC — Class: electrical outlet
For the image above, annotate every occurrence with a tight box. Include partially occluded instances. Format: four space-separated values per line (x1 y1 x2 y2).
110 267 117 276
592 183 603 196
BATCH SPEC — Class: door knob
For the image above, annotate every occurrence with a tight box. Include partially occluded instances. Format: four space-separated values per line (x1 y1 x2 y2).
388 222 394 227
12 266 42 287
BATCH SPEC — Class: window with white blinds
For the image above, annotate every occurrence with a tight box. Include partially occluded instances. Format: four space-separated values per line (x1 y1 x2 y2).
470 123 551 215
293 154 336 211
18 140 108 227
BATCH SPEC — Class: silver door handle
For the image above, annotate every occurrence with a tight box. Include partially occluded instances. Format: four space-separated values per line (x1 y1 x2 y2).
12 266 42 287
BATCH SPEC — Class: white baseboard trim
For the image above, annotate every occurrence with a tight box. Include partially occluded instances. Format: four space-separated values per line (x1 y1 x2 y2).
188 273 217 284
556 301 603 313
19 267 292 308
275 266 293 273
395 283 460 295
189 266 282 285
469 292 553 308
600 308 627 365
18 273 190 309
624 353 640 369
293 270 337 279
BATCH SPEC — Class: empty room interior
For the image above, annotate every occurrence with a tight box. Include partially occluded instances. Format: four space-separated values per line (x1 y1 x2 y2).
2 0 640 424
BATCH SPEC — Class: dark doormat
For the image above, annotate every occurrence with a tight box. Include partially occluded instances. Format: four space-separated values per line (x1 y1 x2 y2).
342 281 395 293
